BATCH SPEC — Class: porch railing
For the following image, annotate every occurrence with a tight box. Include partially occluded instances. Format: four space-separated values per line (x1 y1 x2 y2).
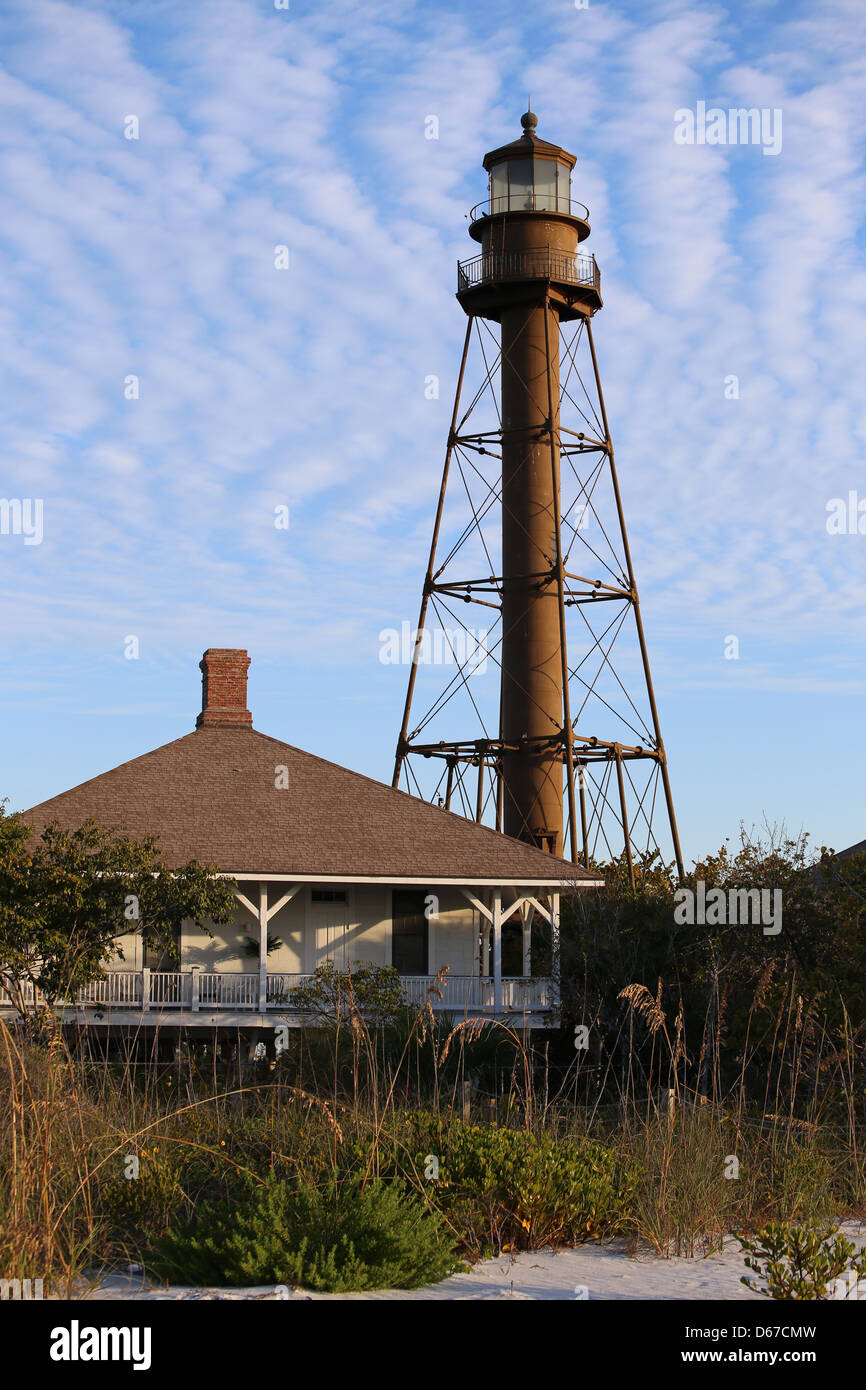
0 979 40 1009
198 972 258 1010
76 973 143 1007
0 970 558 1015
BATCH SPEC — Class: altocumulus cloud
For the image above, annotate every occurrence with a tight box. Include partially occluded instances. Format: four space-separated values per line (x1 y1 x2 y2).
0 0 864 818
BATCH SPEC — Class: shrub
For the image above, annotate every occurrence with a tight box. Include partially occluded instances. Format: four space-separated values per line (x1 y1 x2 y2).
389 1116 634 1258
287 961 407 1026
738 1222 866 1299
147 1174 460 1292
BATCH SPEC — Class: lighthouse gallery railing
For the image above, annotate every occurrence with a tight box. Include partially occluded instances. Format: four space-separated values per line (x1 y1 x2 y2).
457 248 600 294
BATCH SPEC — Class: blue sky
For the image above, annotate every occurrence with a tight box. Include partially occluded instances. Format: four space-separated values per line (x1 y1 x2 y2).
0 0 864 866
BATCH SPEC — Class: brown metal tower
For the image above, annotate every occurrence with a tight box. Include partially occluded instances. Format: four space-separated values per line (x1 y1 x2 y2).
392 112 683 882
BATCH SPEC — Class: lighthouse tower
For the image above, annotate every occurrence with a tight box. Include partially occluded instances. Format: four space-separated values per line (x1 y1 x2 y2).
393 112 683 882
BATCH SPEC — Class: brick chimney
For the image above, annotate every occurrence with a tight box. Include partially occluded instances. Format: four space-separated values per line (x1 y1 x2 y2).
196 649 253 728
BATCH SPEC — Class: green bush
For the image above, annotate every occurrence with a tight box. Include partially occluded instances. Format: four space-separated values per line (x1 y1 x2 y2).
390 1116 634 1258
286 961 407 1025
147 1174 460 1292
739 1222 866 1299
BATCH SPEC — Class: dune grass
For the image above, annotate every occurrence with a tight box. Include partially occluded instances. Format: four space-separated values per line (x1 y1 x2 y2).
1 976 862 1292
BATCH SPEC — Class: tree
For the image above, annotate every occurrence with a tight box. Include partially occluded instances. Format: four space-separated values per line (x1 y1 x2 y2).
0 803 237 1020
556 825 866 1111
287 960 407 1026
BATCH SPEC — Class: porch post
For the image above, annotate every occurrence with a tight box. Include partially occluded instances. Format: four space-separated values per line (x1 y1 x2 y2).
522 902 534 976
492 887 502 1014
258 883 268 1013
141 967 151 1013
551 891 561 997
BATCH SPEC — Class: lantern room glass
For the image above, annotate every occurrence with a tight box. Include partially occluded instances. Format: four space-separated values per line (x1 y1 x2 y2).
489 157 570 213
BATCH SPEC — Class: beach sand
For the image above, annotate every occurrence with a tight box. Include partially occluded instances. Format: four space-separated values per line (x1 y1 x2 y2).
79 1224 865 1301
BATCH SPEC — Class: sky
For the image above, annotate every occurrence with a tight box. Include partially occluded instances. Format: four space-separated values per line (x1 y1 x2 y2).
0 0 864 868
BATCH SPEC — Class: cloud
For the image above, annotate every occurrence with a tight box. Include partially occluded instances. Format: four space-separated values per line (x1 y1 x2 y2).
0 0 864 857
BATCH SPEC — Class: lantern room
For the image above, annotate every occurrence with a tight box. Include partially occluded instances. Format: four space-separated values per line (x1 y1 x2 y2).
486 111 573 213
467 110 591 246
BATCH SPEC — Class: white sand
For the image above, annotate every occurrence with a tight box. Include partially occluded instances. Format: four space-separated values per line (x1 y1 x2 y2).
80 1225 865 1301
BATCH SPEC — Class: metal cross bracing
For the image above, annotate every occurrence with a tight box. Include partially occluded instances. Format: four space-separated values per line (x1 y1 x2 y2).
392 305 684 884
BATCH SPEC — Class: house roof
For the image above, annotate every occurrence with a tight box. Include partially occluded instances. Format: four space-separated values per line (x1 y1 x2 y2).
20 726 600 887
834 837 866 862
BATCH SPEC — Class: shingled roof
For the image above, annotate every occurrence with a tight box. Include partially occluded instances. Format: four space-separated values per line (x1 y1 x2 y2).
21 726 598 885
21 646 599 887
834 837 866 863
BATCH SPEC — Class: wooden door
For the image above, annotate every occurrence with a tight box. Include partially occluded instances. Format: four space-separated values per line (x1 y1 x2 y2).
311 890 351 969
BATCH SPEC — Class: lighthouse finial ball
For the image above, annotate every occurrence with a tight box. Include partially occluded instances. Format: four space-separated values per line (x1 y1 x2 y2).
520 109 538 132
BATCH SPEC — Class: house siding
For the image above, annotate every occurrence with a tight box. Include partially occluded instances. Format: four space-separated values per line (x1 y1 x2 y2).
107 884 483 978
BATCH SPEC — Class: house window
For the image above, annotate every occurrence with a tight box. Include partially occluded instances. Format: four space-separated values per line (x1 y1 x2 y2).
312 890 348 903
391 890 429 975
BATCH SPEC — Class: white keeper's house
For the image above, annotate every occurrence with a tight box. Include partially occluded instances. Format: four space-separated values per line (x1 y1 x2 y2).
8 649 601 1031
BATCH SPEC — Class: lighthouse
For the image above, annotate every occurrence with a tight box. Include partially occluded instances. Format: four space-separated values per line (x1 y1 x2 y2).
393 112 682 882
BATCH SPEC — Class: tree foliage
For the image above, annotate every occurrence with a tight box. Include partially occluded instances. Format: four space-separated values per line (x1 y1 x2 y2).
286 959 408 1026
558 824 866 1109
0 802 236 1017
